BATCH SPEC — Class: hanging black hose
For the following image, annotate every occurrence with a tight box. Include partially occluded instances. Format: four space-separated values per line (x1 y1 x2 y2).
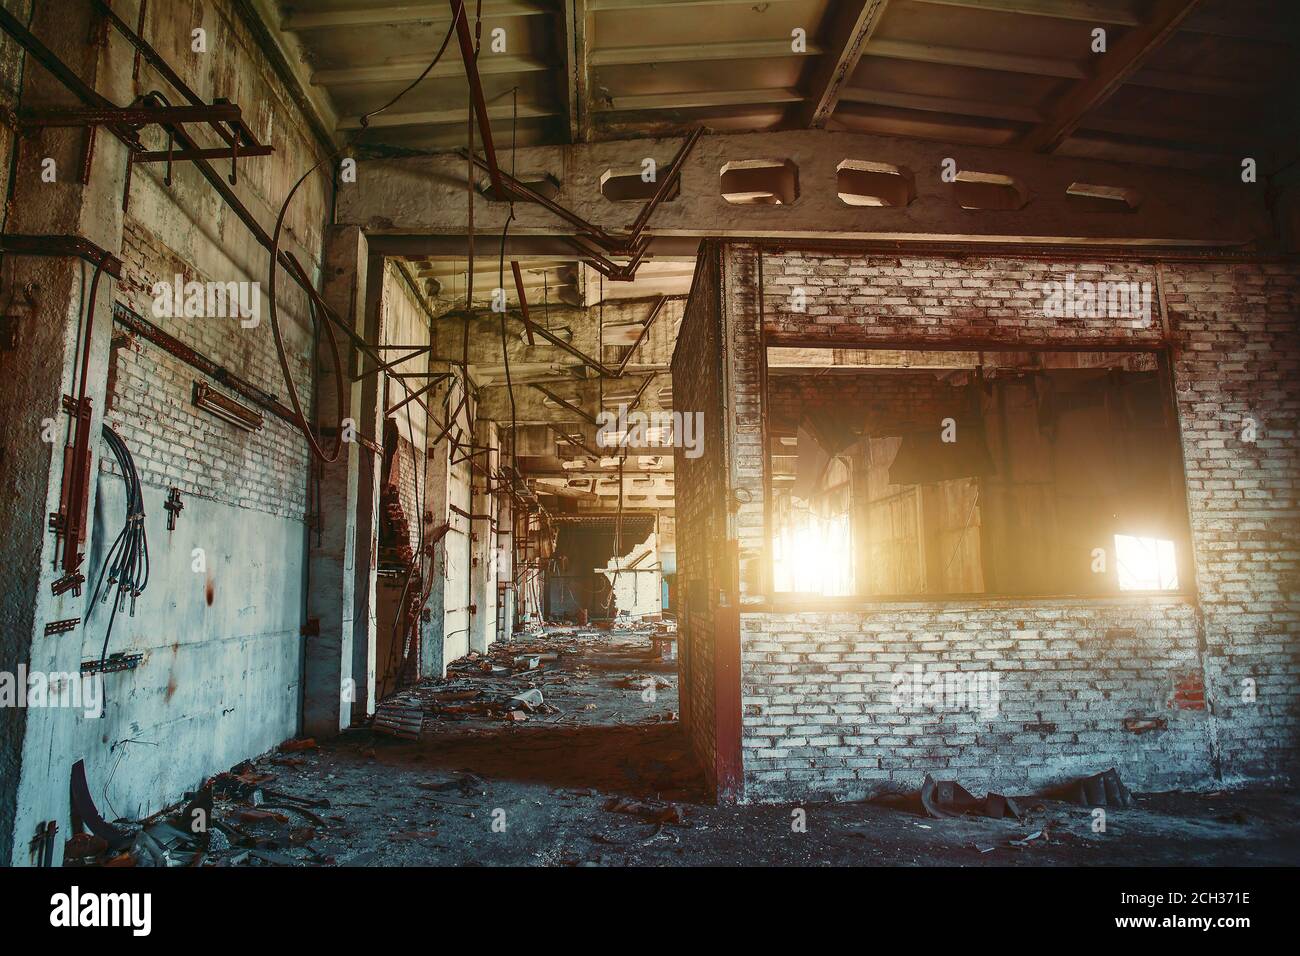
89 424 150 688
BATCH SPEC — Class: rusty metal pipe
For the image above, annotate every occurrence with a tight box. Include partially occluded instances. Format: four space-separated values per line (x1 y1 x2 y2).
530 383 597 425
90 0 253 155
614 295 667 376
461 149 617 247
112 303 298 424
627 127 703 243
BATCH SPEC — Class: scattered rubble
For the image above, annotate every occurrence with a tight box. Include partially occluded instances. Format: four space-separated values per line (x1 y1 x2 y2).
56 628 1299 868
1063 768 1135 808
920 774 1024 822
603 796 686 825
370 620 676 735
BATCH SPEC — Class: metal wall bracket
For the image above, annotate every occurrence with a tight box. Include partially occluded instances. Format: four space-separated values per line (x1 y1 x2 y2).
164 486 184 530
80 653 143 674
51 572 85 597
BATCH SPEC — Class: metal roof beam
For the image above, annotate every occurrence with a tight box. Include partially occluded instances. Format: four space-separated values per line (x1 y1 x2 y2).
1020 0 1203 152
801 0 890 128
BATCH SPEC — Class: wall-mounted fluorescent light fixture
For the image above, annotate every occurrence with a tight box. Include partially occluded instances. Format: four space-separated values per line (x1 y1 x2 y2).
192 381 263 432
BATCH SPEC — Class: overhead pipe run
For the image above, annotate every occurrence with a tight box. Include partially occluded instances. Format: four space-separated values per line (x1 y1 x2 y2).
446 0 534 337
459 126 704 277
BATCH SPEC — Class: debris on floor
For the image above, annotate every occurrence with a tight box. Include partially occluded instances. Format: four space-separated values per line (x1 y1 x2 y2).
920 773 1024 821
57 627 1299 869
1063 768 1135 808
603 796 687 825
366 621 677 734
373 700 424 740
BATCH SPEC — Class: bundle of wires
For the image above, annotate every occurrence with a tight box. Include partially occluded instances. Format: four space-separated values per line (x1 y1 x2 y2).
89 424 150 683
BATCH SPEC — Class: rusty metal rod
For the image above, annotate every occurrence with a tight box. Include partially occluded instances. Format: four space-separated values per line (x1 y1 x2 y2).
111 303 299 425
511 259 535 346
614 295 667 376
512 308 619 377
134 145 272 162
530 383 597 425
352 344 432 382
386 373 451 417
442 10 538 352
626 126 703 243
90 0 260 155
461 149 617 247
0 233 123 276
19 103 242 127
0 5 140 150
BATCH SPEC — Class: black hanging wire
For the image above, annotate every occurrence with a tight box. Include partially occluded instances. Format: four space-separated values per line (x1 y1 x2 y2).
263 0 472 466
379 3 491 693
357 0 465 129
498 86 519 483
89 423 151 705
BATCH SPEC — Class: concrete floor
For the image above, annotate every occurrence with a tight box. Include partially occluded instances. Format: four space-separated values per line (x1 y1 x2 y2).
199 630 1300 867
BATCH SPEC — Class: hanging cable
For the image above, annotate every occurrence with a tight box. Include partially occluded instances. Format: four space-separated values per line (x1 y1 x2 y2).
357 0 465 128
256 0 470 467
265 156 347 464
498 89 520 483
89 424 151 703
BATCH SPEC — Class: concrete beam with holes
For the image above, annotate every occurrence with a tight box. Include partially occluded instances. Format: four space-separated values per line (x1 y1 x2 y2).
475 373 671 423
535 473 675 504
338 128 1269 246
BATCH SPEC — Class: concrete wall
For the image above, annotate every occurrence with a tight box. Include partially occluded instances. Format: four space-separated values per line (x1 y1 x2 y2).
469 417 501 652
0 0 331 861
601 532 663 619
443 377 475 664
421 368 488 677
676 242 1299 803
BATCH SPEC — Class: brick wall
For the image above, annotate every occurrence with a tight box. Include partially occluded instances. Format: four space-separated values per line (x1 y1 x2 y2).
693 243 1299 802
107 216 314 519
763 253 1164 346
1164 263 1300 783
741 599 1206 799
395 438 421 555
671 243 727 790
2 0 335 857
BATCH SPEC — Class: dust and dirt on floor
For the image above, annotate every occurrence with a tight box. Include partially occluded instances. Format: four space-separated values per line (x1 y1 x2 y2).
66 625 1300 867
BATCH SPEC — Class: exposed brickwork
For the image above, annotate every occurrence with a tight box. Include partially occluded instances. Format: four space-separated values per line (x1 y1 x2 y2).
106 217 315 520
671 243 726 789
763 254 1163 345
723 246 767 602
680 243 1300 802
740 600 1207 800
393 436 421 557
1164 263 1300 782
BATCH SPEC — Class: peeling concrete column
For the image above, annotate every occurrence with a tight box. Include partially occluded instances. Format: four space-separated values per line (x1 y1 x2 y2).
0 0 132 866
469 418 497 653
302 226 369 737
420 407 451 677
348 252 386 721
497 482 516 639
